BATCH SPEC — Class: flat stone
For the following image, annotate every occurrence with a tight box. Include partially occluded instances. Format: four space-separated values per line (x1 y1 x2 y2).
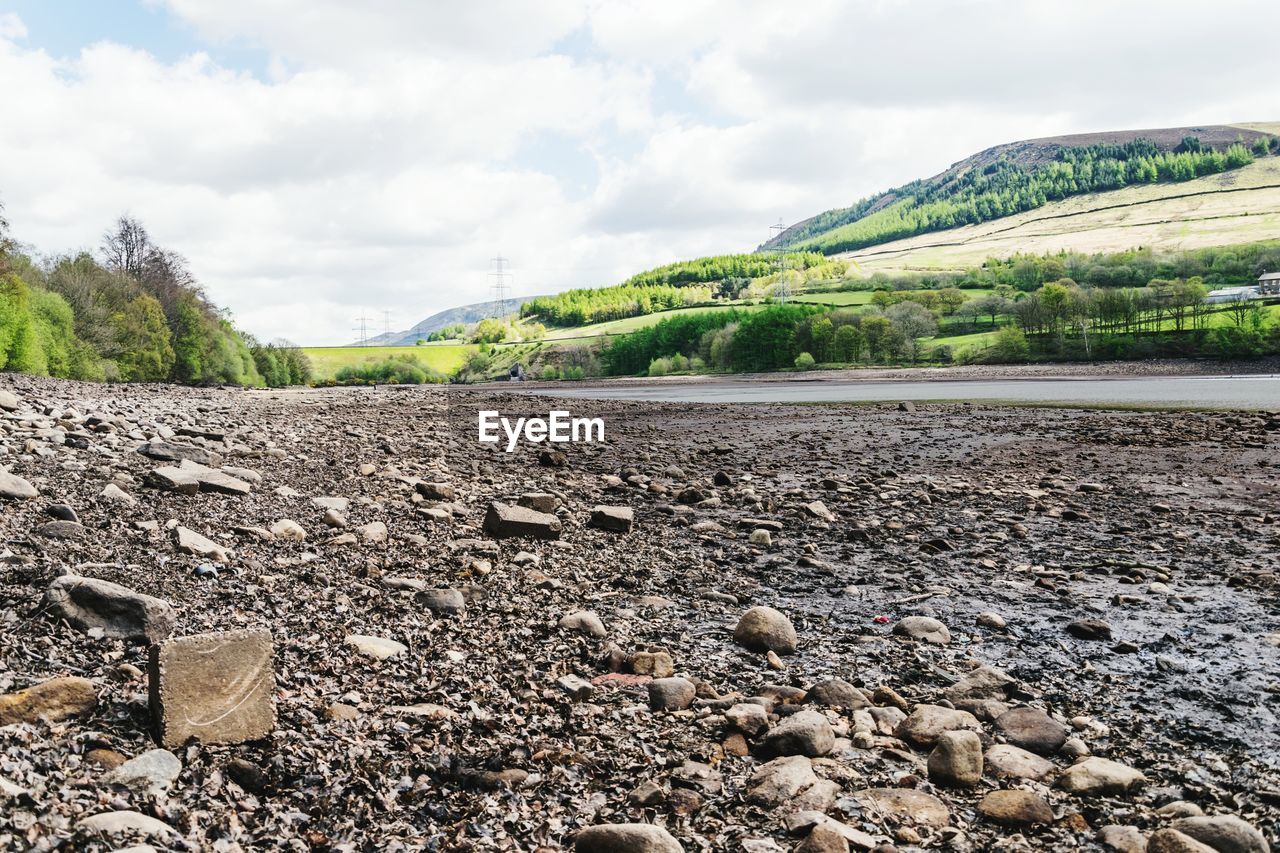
575 823 683 853
173 526 230 562
894 704 981 748
104 748 181 794
36 520 87 540
387 702 458 720
415 482 455 501
1057 757 1146 795
417 588 466 616
45 575 175 643
483 501 562 539
518 492 557 512
138 440 221 467
747 755 818 807
346 634 407 660
148 629 275 748
1172 815 1270 853
0 389 17 411
558 674 595 701
985 743 1056 781
855 788 951 828
100 483 137 505
177 460 250 495
77 810 177 840
0 469 38 500
995 706 1069 754
145 466 199 494
757 710 835 758
589 505 634 533
311 496 349 512
978 789 1054 827
734 606 797 654
0 676 97 725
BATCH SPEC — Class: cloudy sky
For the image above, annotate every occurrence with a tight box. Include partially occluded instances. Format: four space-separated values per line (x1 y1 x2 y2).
2 0 1278 344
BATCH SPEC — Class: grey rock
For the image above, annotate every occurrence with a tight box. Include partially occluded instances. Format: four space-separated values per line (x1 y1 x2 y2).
138 440 221 467
892 615 951 644
0 469 37 500
648 677 696 711
105 749 181 794
589 505 635 533
1172 815 1270 853
927 730 983 787
44 575 175 643
575 823 683 853
995 706 1069 755
734 606 797 654
757 710 835 758
418 588 466 616
483 501 562 539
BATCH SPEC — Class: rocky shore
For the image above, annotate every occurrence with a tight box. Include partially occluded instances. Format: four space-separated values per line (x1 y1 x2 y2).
1 375 1277 851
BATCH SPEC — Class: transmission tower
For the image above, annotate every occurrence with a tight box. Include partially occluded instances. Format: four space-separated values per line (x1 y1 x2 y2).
769 219 791 304
382 310 392 343
352 312 372 347
490 256 511 319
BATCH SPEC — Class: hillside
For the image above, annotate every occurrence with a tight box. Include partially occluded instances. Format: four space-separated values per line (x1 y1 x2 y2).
763 123 1279 256
351 295 546 346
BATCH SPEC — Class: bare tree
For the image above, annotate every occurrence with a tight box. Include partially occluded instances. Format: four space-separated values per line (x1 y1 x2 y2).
101 216 153 281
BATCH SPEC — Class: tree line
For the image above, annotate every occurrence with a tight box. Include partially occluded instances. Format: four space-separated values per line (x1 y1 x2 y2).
772 135 1274 255
0 208 309 386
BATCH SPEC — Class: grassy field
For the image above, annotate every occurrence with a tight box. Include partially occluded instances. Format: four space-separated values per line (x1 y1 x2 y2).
791 288 993 306
839 158 1280 276
541 303 767 341
303 344 476 380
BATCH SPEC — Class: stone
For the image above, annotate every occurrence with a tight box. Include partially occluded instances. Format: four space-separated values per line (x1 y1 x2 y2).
1057 757 1146 795
559 610 607 638
749 528 772 546
806 678 866 710
138 440 221 467
483 501 562 539
77 811 177 841
757 710 835 758
985 744 1056 781
977 611 1007 629
148 629 275 748
518 492 557 512
892 615 951 644
726 702 769 736
358 521 388 543
539 450 567 467
927 730 983 787
1098 825 1149 853
145 466 200 494
589 505 635 533
225 758 267 793
177 460 250 495
977 789 1054 827
649 677 696 711
894 704 981 748
855 788 951 828
672 760 722 795
0 388 17 411
0 676 97 725
734 606 798 654
558 675 595 701
416 481 455 501
1156 802 1205 818
1148 830 1218 853
100 483 137 505
803 500 835 521
418 588 466 616
799 825 850 853
1067 618 1113 640
1172 815 1270 853
630 651 674 677
270 519 307 542
174 526 230 562
995 706 1069 754
325 703 360 722
945 664 1015 701
345 634 407 660
747 755 818 807
104 749 181 794
45 575 175 642
574 823 683 853
0 469 38 500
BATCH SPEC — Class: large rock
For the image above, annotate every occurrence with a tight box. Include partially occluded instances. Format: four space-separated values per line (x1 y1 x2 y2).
44 575 175 643
269 519 307 542
978 789 1054 827
927 730 983 787
148 629 275 748
985 744 1056 781
483 502 562 539
138 440 221 467
173 526 231 562
417 588 466 616
0 676 97 725
558 611 607 638
0 469 37 500
995 706 1069 754
1057 757 1146 795
589 505 635 533
1172 815 1270 853
733 606 797 654
104 748 181 794
855 788 951 828
892 615 951 645
747 755 818 807
76 810 177 841
177 459 251 495
726 702 769 736
575 823 683 853
945 664 1015 702
757 710 835 758
894 704 981 748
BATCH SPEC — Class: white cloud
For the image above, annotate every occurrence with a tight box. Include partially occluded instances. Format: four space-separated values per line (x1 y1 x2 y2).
1 1 1278 343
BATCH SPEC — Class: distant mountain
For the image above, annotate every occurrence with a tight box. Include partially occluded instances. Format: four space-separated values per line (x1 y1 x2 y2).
348 296 547 346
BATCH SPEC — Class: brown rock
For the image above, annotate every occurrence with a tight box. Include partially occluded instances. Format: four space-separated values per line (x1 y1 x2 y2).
483 501 562 539
589 505 634 533
855 788 951 828
0 676 97 725
978 789 1054 827
148 629 276 748
733 606 797 654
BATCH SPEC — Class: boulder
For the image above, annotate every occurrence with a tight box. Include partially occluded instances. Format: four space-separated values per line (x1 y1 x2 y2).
806 678 865 710
44 575 175 643
978 789 1054 827
756 710 835 758
418 588 466 616
0 676 97 725
415 482 455 501
269 519 307 542
927 730 983 787
1057 757 1146 795
995 706 1069 755
483 502 562 539
0 389 18 411
575 823 683 853
726 702 769 736
76 810 177 841
1098 825 1149 853
747 755 818 807
733 606 797 654
145 466 200 495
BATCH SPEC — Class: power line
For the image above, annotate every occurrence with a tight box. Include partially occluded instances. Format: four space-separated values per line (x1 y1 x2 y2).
490 255 511 319
769 219 790 304
352 312 372 347
382 310 392 342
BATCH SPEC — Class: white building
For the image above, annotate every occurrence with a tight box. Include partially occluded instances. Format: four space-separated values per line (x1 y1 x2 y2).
1205 286 1261 304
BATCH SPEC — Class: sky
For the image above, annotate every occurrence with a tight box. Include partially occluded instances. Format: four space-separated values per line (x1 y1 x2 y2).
1 1 1278 345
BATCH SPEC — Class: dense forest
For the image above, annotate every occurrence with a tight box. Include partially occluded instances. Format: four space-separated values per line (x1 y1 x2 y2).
0 207 309 386
521 252 825 326
770 135 1276 255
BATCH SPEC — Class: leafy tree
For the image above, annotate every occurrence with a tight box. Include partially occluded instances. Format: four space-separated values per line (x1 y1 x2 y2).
794 352 816 369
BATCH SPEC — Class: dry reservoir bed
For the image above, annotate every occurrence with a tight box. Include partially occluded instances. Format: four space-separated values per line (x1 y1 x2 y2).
0 375 1278 852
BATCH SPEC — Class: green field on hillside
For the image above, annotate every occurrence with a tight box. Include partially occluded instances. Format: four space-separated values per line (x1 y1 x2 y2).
542 303 767 341
304 345 476 380
790 288 994 306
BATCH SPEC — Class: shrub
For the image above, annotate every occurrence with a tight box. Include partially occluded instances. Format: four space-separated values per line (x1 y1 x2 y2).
794 351 816 369
992 325 1030 361
335 356 443 385
647 357 671 377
